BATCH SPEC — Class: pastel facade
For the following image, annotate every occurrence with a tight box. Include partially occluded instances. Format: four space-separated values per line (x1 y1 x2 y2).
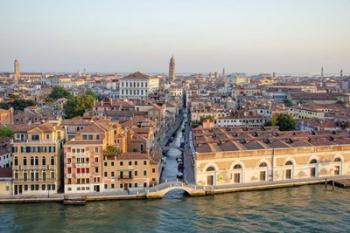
11 123 64 195
193 127 350 186
119 72 160 100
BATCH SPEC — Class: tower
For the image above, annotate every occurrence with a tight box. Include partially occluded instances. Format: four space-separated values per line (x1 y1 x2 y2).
14 59 20 83
321 66 324 77
222 68 226 77
169 55 175 82
340 69 343 77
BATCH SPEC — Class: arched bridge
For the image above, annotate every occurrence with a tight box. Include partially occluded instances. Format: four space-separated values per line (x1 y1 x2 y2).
146 181 207 198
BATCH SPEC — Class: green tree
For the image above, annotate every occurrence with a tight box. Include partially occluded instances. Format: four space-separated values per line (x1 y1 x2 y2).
63 93 96 119
199 115 215 124
0 99 36 111
0 126 14 138
104 145 120 156
283 99 293 107
272 113 296 131
48 87 72 100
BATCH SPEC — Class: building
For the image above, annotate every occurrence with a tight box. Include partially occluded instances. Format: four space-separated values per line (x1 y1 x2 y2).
14 59 20 83
193 127 350 186
169 56 176 82
0 168 12 195
119 72 160 100
11 123 64 195
63 118 161 194
0 108 14 125
0 138 11 168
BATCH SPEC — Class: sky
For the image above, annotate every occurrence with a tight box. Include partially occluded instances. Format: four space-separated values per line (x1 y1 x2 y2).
0 0 349 74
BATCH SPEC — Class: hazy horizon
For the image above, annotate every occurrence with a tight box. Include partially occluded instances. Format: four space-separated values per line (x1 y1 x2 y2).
0 0 349 74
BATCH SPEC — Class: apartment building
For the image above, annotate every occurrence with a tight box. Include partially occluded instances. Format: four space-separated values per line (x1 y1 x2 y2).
64 118 161 194
11 123 64 195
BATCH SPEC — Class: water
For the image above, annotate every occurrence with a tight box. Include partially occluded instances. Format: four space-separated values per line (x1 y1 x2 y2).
1 185 350 233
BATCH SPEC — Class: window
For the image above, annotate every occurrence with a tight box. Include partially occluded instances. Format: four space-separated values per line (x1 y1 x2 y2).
128 161 132 166
152 168 156 173
143 170 147 176
310 159 317 177
134 161 138 166
206 166 215 172
35 157 39 166
111 172 115 177
120 161 123 166
143 161 147 165
50 156 54 166
23 157 27 166
31 135 39 141
14 157 18 166
24 173 27 181
134 171 138 176
42 157 46 166
111 162 114 166
43 172 46 181
104 172 107 177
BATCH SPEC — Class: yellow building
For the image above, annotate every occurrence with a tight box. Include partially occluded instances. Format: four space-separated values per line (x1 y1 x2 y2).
193 127 350 186
11 123 64 195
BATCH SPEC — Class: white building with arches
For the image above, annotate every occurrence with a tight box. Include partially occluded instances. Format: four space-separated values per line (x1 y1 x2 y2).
192 127 350 186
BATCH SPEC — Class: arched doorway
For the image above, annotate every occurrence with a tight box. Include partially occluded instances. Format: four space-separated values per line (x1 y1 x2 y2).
259 162 268 181
309 159 318 177
334 157 342 176
232 164 243 183
206 166 216 186
285 160 293 180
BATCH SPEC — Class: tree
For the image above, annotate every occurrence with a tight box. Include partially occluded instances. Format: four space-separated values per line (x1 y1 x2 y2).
283 99 293 107
272 113 296 131
0 99 36 111
104 145 120 156
199 115 215 124
63 93 96 119
0 126 14 138
47 87 72 100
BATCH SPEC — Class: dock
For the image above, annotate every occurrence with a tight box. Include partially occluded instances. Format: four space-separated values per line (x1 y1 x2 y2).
332 179 350 188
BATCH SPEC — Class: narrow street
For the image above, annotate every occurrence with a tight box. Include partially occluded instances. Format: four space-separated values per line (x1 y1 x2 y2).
160 108 195 186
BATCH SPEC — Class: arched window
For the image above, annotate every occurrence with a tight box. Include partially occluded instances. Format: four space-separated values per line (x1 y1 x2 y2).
259 162 268 167
42 157 46 166
30 156 34 166
206 166 215 172
334 157 342 162
310 159 317 164
140 144 144 153
285 161 293 166
233 164 242 169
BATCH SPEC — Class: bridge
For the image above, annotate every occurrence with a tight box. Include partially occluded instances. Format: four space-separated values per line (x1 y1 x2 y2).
146 181 207 198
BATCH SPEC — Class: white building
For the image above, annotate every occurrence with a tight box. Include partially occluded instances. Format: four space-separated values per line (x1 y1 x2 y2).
119 72 160 100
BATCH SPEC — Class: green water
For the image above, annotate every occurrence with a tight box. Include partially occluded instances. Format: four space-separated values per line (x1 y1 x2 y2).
1 185 350 233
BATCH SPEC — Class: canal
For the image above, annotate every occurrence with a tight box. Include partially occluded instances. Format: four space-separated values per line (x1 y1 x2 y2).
1 185 350 232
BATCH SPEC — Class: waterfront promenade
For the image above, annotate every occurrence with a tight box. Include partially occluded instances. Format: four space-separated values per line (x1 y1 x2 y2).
1 175 350 204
